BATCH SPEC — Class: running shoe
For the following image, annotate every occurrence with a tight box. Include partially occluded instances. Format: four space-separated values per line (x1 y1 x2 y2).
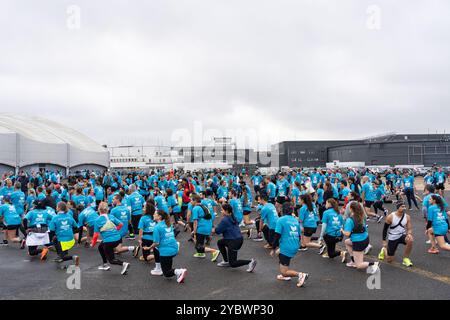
133 246 140 258
318 244 326 255
276 275 292 281
425 240 431 244
73 255 80 267
246 259 257 273
263 244 273 249
377 215 384 223
427 248 439 254
298 246 308 252
383 209 389 216
150 268 163 276
346 261 356 268
367 262 380 275
98 264 111 271
297 273 309 288
40 247 49 261
340 251 347 263
253 235 264 242
378 248 385 261
176 269 187 283
121 262 130 275
0 241 8 246
402 257 413 267
321 252 329 258
126 234 135 240
20 239 26 250
53 258 63 263
211 250 220 262
364 244 373 255
193 253 206 258
217 261 229 267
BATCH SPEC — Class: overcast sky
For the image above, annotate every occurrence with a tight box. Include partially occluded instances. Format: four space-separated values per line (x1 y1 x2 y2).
1 0 449 150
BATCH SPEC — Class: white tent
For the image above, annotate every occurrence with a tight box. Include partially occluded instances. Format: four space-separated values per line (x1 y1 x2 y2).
0 114 109 175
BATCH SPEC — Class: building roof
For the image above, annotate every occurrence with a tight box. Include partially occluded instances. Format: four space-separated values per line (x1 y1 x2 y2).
0 113 106 153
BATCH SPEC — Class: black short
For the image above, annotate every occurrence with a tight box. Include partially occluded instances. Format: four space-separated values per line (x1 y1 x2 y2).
254 185 261 193
303 227 317 237
364 201 374 208
243 210 252 216
268 198 276 204
387 235 407 256
352 237 370 252
279 253 291 267
5 224 19 231
276 196 288 204
436 183 445 191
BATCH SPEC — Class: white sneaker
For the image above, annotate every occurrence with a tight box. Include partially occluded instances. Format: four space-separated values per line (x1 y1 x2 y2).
367 262 380 275
364 244 373 255
98 264 111 271
176 268 187 283
217 261 230 267
121 262 130 275
426 240 431 244
150 268 163 276
246 259 257 273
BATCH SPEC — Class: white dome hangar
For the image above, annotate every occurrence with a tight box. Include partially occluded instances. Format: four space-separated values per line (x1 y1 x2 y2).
0 114 109 175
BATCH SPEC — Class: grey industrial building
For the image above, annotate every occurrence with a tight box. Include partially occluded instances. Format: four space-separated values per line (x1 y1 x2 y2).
273 134 450 168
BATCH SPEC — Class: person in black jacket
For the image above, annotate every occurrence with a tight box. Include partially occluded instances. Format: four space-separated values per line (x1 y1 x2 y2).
213 203 257 272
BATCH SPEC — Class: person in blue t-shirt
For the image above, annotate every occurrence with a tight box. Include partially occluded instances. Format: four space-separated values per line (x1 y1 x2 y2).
49 202 80 266
191 194 220 260
270 202 309 288
126 185 145 239
23 200 53 259
434 167 447 197
298 194 322 252
138 201 161 274
361 176 382 221
402 172 419 211
91 202 131 275
426 195 450 254
258 193 279 249
0 195 22 245
342 202 380 274
213 203 257 271
148 210 187 283
319 199 346 261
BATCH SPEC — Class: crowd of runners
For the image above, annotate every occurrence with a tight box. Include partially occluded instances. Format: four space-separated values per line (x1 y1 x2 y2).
0 166 448 288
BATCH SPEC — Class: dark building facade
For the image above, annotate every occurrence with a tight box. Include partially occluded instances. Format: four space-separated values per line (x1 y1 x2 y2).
274 134 450 167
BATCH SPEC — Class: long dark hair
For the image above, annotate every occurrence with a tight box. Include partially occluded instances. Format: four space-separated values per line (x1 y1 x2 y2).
349 202 364 225
327 198 339 213
431 195 445 212
144 200 156 216
301 194 314 212
157 210 171 227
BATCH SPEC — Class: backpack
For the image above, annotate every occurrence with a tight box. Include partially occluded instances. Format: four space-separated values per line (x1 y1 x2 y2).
198 204 212 220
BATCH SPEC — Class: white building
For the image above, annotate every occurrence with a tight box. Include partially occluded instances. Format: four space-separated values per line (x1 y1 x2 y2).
0 114 109 175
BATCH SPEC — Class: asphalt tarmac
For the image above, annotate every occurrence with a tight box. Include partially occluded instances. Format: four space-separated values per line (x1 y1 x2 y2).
1 192 449 300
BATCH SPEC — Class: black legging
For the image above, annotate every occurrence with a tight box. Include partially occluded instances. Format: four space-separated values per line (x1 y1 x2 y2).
130 215 141 235
55 239 73 261
217 238 251 268
195 233 207 254
98 240 123 265
141 239 160 262
160 255 176 278
373 200 386 214
323 234 342 259
404 189 419 209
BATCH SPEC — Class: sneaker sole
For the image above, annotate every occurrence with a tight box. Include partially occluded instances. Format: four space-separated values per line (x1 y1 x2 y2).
121 264 130 275
178 270 187 283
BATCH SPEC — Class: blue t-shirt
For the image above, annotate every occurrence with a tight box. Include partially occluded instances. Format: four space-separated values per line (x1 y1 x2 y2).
138 215 157 241
72 195 87 207
427 205 449 236
275 215 301 258
77 207 99 228
167 195 181 213
49 213 77 242
25 209 52 227
362 182 376 202
299 204 318 228
276 179 290 197
322 209 343 237
154 195 169 214
94 214 122 243
344 217 368 243
192 205 213 236
10 190 26 216
267 183 277 199
110 205 131 237
126 192 145 215
260 203 278 230
434 172 446 185
153 221 179 257
0 204 22 226
403 177 415 190
229 198 243 224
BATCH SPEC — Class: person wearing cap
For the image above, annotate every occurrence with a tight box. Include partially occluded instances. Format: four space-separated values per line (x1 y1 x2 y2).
378 200 414 267
0 195 23 246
